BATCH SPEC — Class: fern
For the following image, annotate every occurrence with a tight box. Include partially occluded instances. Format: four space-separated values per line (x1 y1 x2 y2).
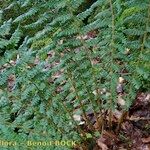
0 0 150 149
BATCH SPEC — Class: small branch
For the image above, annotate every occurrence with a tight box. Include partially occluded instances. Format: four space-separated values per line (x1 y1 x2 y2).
116 111 128 134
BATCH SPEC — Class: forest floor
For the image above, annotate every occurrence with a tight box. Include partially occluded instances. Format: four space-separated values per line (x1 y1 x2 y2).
75 92 150 150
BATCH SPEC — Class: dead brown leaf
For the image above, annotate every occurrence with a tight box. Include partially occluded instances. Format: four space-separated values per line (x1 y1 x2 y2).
142 137 150 143
118 77 124 83
117 95 126 106
113 109 122 120
131 93 150 110
116 83 124 93
97 138 108 150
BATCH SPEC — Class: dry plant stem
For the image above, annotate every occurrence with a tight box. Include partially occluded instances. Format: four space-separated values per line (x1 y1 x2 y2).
118 73 132 75
101 115 105 134
108 109 113 130
98 111 106 133
116 111 128 134
97 114 104 132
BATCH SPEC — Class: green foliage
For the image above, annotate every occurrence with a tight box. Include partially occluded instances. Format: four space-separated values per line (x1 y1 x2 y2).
0 0 150 149
31 37 52 49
